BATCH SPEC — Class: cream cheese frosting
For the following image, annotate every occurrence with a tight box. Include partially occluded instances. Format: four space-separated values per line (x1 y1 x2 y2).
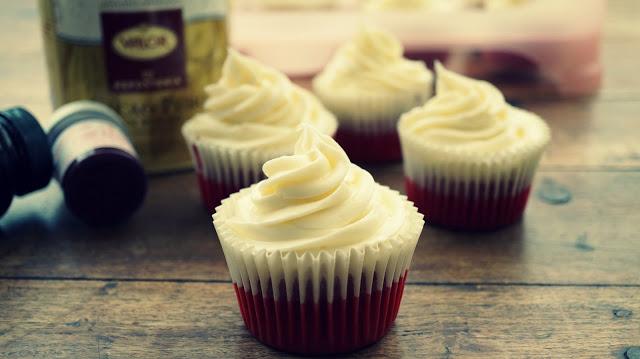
219 124 410 252
183 50 337 153
314 27 432 100
398 62 549 162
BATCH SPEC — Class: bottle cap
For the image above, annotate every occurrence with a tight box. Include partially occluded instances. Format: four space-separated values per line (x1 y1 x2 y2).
0 108 53 196
0 123 15 215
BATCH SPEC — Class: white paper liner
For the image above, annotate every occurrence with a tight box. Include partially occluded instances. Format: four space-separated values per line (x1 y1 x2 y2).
182 129 290 189
183 121 338 190
313 80 432 135
399 110 550 193
213 185 424 304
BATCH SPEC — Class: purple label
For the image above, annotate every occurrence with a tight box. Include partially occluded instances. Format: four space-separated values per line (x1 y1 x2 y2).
101 9 187 93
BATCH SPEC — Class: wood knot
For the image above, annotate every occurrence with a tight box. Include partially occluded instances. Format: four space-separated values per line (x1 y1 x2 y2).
613 309 633 319
536 178 572 205
626 347 640 359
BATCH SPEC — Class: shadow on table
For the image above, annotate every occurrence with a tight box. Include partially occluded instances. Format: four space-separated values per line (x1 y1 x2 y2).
410 219 527 284
0 173 226 280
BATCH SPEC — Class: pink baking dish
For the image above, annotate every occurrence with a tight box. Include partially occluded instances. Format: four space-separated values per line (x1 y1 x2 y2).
230 0 605 98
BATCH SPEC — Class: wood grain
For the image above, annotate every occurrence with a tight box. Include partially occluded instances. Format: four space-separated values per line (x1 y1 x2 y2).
0 1 639 358
531 100 640 169
2 170 639 286
0 279 638 358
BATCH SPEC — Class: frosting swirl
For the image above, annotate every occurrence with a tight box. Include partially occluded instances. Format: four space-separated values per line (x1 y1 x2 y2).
224 125 406 252
313 27 432 97
398 62 549 156
183 50 337 151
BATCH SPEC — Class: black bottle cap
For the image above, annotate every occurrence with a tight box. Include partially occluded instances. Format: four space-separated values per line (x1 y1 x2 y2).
0 126 14 216
0 108 53 196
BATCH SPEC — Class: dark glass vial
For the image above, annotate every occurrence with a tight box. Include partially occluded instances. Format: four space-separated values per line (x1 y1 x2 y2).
0 108 53 218
48 101 147 226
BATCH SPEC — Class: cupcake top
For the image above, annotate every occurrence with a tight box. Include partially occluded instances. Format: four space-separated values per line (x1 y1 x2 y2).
313 27 432 119
216 124 416 253
398 63 550 163
183 50 337 154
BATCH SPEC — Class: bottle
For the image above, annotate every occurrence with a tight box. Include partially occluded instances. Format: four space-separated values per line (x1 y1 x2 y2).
39 0 228 173
48 101 147 226
0 108 53 218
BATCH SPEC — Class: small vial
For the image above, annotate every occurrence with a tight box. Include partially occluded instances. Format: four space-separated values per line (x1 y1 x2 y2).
48 101 147 226
0 108 53 217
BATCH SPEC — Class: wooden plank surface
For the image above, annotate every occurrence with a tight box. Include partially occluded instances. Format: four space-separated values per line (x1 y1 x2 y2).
533 100 640 169
2 170 639 286
1 280 638 358
1 1 640 358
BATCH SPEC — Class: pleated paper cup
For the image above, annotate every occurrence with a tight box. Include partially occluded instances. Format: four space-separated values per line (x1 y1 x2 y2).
183 129 288 213
213 185 424 355
313 80 431 163
399 109 550 231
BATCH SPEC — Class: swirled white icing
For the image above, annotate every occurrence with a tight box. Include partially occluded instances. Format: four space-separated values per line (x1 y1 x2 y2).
398 62 549 158
183 49 337 152
222 124 407 252
314 27 432 98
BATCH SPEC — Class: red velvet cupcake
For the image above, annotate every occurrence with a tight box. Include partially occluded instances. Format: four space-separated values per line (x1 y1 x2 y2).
213 125 423 354
313 27 432 163
182 50 337 212
398 63 550 231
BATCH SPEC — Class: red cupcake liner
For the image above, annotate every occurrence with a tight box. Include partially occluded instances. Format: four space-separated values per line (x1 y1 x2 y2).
405 177 531 231
195 175 247 213
232 271 409 355
191 144 263 212
335 127 401 163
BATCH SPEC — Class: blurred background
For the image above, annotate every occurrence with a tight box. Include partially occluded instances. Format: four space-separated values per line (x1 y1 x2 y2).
3 0 639 125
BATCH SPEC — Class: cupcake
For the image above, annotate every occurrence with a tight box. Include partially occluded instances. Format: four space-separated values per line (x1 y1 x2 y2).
182 50 337 212
398 63 550 231
313 27 433 163
213 124 423 354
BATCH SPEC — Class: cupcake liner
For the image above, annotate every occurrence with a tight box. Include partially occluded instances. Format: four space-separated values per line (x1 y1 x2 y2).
184 132 286 212
399 125 548 230
313 76 432 126
232 271 408 354
405 176 533 230
335 126 402 163
184 123 338 212
314 80 431 163
213 185 423 354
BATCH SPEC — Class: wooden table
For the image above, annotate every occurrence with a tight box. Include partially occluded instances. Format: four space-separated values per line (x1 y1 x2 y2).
1 1 639 358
